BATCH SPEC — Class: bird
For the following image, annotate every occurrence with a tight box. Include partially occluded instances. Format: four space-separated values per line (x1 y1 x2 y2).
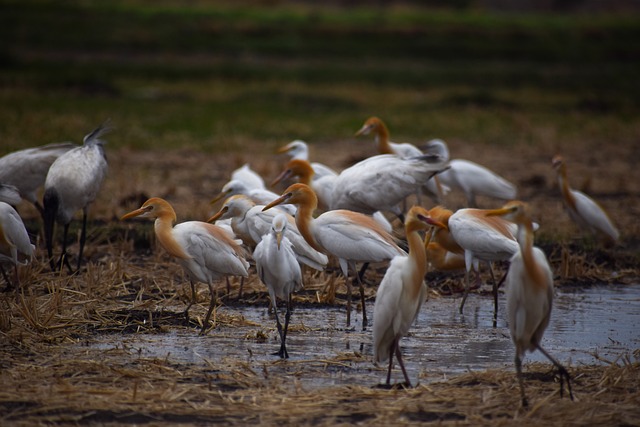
43 122 109 273
355 116 447 204
277 140 338 180
427 205 518 324
422 139 517 208
486 201 573 407
231 163 266 190
330 153 448 221
263 183 405 330
271 158 336 212
121 197 249 335
551 155 619 245
272 158 393 233
211 179 296 216
0 202 35 289
373 205 435 387
0 141 77 216
207 195 328 271
253 213 303 358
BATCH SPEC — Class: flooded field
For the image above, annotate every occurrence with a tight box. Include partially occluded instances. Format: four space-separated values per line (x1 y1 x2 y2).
81 284 640 389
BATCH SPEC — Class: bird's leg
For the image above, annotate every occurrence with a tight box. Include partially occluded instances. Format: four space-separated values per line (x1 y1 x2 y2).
515 353 528 407
535 344 574 401
271 298 288 359
488 262 499 327
43 192 57 271
59 223 73 274
200 282 218 335
345 274 352 328
237 276 245 301
281 295 292 359
386 340 396 386
76 208 88 272
355 262 370 330
459 269 471 314
225 277 231 300
395 343 412 388
184 280 196 322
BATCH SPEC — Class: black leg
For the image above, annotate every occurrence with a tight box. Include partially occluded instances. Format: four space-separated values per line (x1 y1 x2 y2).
395 343 412 387
200 282 218 335
535 344 574 401
355 262 369 330
515 353 528 407
386 340 396 386
184 281 196 322
345 273 352 328
59 223 73 274
76 208 88 272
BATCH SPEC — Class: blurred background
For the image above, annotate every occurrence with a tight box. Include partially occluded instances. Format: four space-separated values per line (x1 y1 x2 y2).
1 0 639 230
1 0 639 151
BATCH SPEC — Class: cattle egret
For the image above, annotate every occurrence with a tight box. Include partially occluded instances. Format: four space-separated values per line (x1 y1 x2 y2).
551 155 619 245
486 201 573 407
263 183 405 329
373 206 436 387
253 214 302 358
422 139 517 207
278 140 338 180
121 197 249 334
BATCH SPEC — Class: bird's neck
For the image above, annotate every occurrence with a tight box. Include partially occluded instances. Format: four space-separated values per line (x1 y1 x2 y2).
556 166 577 211
406 223 428 298
295 202 324 254
517 222 546 291
375 125 393 155
154 217 190 259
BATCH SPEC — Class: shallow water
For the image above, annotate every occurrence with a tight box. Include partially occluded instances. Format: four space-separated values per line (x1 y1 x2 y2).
88 284 640 388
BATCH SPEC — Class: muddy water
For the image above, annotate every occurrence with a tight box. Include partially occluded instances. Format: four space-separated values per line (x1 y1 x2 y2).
89 284 639 388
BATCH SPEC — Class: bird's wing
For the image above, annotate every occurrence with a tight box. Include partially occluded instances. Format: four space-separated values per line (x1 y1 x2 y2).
176 222 249 277
449 212 518 260
570 190 619 241
314 211 402 262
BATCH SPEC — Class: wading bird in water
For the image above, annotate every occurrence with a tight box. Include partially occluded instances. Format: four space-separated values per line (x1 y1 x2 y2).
373 206 436 387
427 205 518 325
551 155 619 245
0 202 35 289
121 197 249 335
253 213 302 358
486 201 573 407
43 122 109 273
263 183 404 330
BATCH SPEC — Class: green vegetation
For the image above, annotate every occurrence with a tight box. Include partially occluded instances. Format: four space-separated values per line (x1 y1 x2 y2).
0 0 638 152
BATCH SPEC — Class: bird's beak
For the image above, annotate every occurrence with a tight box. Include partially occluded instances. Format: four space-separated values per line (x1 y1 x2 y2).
210 190 229 205
263 192 291 212
271 169 292 187
277 145 291 154
276 230 283 249
120 206 151 221
485 206 514 217
207 206 229 223
354 124 370 137
417 213 446 230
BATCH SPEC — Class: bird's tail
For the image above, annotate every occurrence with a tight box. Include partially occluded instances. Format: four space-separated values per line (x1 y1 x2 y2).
83 119 112 145
43 188 59 270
